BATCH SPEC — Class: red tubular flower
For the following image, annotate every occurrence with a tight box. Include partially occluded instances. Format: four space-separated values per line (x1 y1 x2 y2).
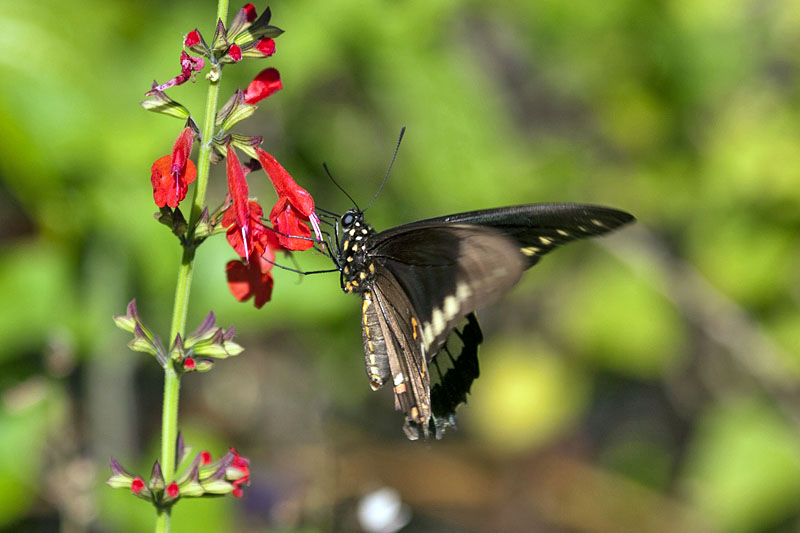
151 127 197 208
225 146 253 258
244 68 282 104
183 357 196 371
200 451 213 465
255 147 321 250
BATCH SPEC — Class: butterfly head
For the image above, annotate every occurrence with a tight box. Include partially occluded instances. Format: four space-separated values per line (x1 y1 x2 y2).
339 208 363 231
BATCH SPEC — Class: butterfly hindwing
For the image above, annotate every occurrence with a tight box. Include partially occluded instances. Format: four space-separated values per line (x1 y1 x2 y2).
363 270 433 437
424 312 483 439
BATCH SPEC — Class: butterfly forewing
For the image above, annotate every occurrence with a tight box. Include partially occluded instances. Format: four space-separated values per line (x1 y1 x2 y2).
382 204 635 269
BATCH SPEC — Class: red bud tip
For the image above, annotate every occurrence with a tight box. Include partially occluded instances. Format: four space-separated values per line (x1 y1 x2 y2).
185 29 201 47
166 482 180 498
243 3 257 22
131 477 145 494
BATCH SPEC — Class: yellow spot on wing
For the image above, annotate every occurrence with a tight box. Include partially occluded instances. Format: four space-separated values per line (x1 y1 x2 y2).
521 246 539 256
456 282 472 301
444 295 459 321
431 308 445 336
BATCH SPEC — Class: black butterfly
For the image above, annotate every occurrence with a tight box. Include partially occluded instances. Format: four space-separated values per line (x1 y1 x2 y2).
317 203 634 439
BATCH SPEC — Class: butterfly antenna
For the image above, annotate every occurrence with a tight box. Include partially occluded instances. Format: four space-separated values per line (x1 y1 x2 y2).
323 163 360 211
364 126 406 213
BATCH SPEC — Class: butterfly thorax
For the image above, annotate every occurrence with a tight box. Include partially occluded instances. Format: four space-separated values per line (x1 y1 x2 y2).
338 209 378 294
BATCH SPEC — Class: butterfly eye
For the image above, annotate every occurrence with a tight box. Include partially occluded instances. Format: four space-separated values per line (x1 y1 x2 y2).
342 213 355 227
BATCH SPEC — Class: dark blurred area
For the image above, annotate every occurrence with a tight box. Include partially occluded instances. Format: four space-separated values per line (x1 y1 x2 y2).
1 0 799 531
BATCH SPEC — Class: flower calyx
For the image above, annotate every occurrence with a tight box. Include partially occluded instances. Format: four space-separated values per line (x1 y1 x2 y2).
107 434 251 508
113 300 168 367
167 311 244 374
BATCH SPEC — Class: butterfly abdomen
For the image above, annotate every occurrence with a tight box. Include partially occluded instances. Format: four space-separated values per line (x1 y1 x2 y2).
361 291 391 390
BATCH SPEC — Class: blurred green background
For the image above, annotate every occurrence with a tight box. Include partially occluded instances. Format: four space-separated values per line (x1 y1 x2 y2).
1 0 799 531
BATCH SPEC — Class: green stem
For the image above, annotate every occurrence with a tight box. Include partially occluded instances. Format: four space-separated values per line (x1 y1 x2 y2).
156 2 229 532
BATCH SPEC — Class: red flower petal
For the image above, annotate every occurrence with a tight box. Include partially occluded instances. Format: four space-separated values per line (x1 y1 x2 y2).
244 68 282 104
183 357 195 371
171 127 195 181
150 156 197 208
151 155 174 208
200 451 213 465
226 258 274 308
226 146 251 257
270 200 314 251
255 148 315 217
225 201 267 259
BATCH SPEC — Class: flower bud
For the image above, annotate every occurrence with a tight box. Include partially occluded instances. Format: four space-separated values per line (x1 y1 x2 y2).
184 29 211 58
139 91 190 120
217 89 257 131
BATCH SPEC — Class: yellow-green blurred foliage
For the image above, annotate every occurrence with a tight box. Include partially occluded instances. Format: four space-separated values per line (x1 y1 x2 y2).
1 0 799 531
